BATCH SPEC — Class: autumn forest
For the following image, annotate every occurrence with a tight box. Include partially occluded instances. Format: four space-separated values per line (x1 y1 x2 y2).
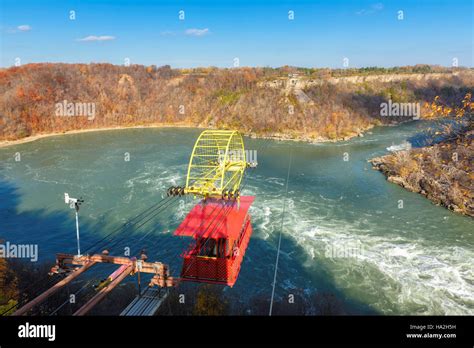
1 63 472 142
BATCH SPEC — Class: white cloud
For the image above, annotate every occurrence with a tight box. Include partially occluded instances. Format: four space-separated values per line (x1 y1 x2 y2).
185 28 210 37
7 24 32 33
17 25 31 32
77 35 116 42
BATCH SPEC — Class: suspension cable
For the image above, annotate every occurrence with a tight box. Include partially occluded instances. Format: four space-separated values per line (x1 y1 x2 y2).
86 196 177 255
98 197 180 255
269 149 292 316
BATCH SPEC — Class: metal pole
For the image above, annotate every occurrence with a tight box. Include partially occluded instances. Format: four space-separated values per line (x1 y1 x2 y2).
73 265 132 316
137 259 142 297
13 261 96 315
75 210 81 257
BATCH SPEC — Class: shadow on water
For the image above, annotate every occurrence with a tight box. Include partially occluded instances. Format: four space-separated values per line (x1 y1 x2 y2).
0 179 78 262
1 177 380 315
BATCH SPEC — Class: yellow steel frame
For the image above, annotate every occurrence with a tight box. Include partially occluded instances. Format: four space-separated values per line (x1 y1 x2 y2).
185 130 246 197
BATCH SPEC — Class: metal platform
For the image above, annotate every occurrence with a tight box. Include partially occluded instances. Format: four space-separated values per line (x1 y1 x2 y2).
120 287 169 316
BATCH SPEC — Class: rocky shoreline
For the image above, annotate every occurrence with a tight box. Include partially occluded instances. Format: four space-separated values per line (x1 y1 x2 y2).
248 124 374 143
370 136 473 217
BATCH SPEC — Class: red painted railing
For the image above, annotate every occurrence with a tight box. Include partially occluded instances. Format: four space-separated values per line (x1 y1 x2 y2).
180 217 252 286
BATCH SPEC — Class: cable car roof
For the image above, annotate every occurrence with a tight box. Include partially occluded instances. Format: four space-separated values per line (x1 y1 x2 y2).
174 196 255 239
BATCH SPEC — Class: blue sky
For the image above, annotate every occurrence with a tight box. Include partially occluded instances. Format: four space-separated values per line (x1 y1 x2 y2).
1 0 472 68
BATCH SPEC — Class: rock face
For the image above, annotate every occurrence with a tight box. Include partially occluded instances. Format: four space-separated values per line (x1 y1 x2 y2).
370 137 474 217
259 71 472 90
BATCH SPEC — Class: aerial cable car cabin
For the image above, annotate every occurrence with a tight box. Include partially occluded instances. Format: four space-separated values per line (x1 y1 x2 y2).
174 196 254 286
169 130 257 287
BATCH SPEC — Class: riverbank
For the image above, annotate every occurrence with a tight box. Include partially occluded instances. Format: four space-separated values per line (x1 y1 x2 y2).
248 124 375 143
0 122 376 149
0 123 199 149
370 133 473 217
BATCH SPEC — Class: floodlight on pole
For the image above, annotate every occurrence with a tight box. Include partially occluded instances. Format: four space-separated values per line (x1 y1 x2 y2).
64 193 84 257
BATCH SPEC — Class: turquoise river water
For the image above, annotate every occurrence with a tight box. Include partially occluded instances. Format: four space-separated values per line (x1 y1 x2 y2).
0 122 472 315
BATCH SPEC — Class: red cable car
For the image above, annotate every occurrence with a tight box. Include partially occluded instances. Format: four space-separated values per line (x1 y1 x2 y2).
174 196 255 287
